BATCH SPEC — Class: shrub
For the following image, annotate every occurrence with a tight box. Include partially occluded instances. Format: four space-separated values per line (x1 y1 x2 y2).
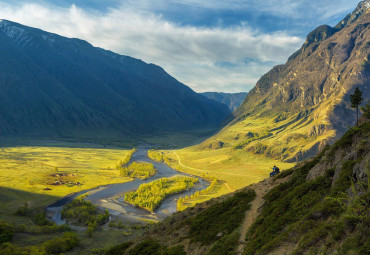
0 221 14 245
15 203 29 216
62 194 109 236
106 241 133 255
41 232 79 254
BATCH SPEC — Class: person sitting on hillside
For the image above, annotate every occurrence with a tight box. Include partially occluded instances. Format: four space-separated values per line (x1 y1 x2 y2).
270 165 280 177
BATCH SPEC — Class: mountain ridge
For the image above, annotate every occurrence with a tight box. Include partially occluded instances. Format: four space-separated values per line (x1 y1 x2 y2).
0 19 231 139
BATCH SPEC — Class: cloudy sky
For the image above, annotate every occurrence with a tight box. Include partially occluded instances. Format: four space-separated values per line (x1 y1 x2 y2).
0 0 359 92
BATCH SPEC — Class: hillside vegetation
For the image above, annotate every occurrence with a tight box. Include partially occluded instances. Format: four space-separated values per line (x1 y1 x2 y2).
108 114 370 255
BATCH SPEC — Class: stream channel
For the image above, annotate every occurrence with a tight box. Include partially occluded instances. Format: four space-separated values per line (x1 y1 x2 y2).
46 147 209 226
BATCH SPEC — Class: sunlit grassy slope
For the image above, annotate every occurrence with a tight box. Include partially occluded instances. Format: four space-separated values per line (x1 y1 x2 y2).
157 147 295 202
0 145 132 214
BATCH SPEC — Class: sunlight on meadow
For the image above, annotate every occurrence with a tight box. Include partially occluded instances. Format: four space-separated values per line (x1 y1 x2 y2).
0 146 132 211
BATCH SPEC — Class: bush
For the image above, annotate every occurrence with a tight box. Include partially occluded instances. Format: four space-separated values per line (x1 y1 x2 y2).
62 194 109 228
15 203 29 216
41 232 79 254
0 221 14 245
128 239 161 255
33 212 53 226
106 241 133 255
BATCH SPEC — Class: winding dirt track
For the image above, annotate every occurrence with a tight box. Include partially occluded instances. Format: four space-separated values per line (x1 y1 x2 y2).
237 177 290 254
172 151 234 192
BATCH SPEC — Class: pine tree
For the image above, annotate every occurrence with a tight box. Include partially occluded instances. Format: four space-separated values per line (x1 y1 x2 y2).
350 87 363 126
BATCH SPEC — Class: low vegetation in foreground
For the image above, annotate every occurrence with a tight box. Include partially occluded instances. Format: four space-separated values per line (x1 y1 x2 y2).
0 210 79 254
107 189 256 254
243 120 370 255
119 162 157 179
124 176 198 212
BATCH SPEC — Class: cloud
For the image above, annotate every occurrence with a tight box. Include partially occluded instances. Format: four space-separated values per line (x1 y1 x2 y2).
0 1 304 92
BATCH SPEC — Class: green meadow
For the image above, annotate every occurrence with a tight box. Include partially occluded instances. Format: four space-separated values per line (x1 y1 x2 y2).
150 147 295 206
0 144 133 215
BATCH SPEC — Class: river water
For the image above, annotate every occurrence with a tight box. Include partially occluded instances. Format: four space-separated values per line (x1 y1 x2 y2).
46 148 209 225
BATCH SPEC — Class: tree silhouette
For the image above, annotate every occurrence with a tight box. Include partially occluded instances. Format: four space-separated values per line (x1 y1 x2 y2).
350 87 363 126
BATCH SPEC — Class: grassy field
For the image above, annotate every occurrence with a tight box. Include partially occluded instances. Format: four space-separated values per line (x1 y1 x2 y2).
0 144 133 215
151 147 295 206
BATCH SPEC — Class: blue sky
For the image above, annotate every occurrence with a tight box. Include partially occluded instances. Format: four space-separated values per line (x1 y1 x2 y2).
0 0 359 92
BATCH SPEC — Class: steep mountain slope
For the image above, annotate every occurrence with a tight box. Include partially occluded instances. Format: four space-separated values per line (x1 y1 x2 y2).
0 20 230 138
107 113 369 255
200 92 247 111
198 1 370 162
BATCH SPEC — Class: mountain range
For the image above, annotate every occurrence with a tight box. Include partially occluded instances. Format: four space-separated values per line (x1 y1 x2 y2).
198 1 370 162
0 20 230 139
200 92 247 111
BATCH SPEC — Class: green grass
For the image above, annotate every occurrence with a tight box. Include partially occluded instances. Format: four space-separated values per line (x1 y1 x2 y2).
0 144 133 215
124 176 198 212
107 239 186 255
149 148 294 206
188 189 256 245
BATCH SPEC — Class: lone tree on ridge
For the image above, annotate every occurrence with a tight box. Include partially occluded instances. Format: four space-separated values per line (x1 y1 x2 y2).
350 87 363 126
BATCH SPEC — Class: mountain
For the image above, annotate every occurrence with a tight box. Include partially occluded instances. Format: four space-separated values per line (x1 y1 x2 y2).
107 115 370 254
0 20 230 139
200 92 247 111
197 1 370 162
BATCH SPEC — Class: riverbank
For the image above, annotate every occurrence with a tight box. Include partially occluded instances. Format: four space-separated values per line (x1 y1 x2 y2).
46 147 210 225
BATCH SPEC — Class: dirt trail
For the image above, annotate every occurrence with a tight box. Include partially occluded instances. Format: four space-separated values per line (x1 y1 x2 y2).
172 151 252 177
237 177 289 255
172 151 235 192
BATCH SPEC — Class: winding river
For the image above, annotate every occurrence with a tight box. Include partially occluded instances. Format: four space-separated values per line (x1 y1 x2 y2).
46 147 209 225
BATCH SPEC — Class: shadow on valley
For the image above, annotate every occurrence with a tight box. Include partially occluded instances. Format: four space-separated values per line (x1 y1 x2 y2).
0 186 60 216
0 125 224 150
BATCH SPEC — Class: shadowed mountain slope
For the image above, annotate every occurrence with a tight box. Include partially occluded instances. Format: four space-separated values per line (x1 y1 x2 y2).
0 20 230 139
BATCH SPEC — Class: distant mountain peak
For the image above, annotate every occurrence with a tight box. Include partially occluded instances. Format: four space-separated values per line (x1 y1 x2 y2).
335 0 370 29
